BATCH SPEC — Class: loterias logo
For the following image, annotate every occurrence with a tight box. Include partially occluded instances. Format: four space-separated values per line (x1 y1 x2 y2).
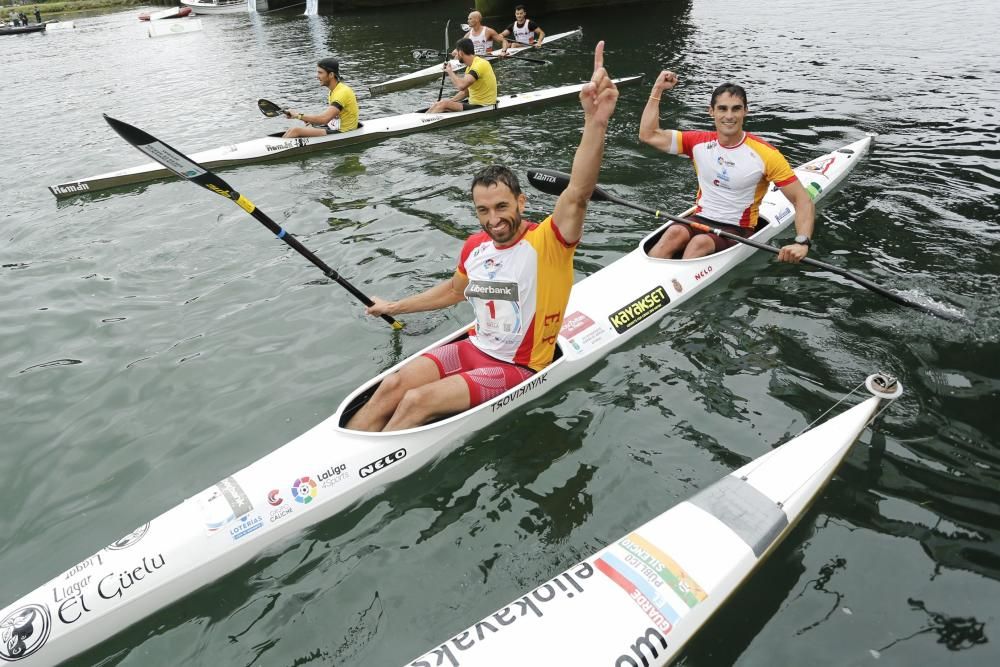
359 449 406 478
0 603 51 661
106 522 150 551
608 286 669 333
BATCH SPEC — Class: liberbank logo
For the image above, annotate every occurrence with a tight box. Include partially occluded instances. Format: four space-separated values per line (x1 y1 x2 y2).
466 281 518 301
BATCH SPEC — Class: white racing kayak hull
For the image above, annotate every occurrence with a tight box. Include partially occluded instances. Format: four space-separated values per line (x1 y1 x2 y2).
48 75 641 200
405 381 901 667
3 136 870 664
369 28 583 96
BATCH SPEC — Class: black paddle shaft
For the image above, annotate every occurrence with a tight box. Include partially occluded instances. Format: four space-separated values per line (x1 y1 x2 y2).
437 19 451 102
526 168 965 323
103 114 403 330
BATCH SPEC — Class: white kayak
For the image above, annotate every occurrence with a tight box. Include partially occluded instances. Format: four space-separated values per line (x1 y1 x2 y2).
48 75 641 200
2 136 871 664
404 374 904 667
369 27 583 96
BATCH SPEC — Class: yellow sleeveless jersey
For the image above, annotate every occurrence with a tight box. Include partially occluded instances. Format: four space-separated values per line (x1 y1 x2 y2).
327 82 358 132
466 56 498 106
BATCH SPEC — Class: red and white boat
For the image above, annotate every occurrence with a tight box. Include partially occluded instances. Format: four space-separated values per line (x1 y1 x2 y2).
138 6 192 21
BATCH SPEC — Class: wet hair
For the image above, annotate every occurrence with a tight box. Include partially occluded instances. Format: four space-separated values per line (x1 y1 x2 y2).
710 82 748 108
515 4 526 11
455 38 475 56
471 165 522 197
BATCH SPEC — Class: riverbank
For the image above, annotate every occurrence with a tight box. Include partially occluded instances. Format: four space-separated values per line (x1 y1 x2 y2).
2 0 144 19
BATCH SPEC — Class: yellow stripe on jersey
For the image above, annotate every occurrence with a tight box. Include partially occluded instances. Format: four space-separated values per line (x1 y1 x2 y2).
521 216 575 371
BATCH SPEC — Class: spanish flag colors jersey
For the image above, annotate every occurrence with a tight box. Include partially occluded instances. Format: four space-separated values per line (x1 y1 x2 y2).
327 82 359 132
457 216 576 371
673 131 798 228
466 56 498 106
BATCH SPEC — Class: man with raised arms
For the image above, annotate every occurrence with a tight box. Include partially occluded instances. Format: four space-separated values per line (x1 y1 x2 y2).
282 58 359 139
425 38 498 114
348 42 619 432
500 4 545 51
462 10 508 56
639 71 815 262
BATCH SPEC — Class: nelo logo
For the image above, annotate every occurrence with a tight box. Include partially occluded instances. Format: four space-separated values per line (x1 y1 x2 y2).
693 265 713 281
106 522 150 551
0 603 52 661
359 449 406 478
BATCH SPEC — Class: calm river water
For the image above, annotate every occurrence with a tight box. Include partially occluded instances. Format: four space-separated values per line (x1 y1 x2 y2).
1 0 998 665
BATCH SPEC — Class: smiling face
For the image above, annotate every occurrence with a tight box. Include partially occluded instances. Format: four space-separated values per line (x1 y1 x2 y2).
708 92 747 146
514 8 526 23
472 182 527 247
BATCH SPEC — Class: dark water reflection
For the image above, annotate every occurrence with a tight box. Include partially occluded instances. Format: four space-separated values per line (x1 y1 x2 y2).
1 0 998 665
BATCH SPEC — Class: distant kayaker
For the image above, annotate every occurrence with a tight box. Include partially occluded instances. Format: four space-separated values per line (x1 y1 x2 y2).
282 58 359 139
348 42 620 432
499 4 545 52
639 71 815 263
462 10 507 56
425 38 497 114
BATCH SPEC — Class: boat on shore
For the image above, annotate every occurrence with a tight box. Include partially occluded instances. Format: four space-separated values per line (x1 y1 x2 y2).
3 135 870 664
369 27 582 95
49 76 642 199
405 373 902 666
181 0 247 15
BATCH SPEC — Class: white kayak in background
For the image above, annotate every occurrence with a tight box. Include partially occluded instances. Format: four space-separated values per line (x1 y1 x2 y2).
2 136 870 664
369 27 583 96
404 374 904 667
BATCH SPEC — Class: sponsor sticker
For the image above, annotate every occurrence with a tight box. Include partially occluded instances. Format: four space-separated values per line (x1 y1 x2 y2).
617 532 706 608
136 141 206 179
671 278 683 294
316 463 349 489
608 286 670 334
106 522 150 551
0 603 51 661
359 449 406 478
802 156 834 175
54 554 166 625
291 477 317 504
559 311 595 339
229 514 264 541
196 476 253 534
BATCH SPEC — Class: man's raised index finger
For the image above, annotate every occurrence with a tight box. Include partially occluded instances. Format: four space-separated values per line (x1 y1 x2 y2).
593 40 605 75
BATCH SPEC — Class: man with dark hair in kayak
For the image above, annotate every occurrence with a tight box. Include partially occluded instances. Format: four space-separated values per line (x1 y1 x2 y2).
639 71 815 263
348 42 619 432
499 4 545 52
425 38 498 114
282 58 359 139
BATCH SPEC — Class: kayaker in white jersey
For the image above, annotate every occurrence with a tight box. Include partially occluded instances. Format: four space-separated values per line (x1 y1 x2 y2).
348 41 619 432
500 4 545 51
462 10 507 56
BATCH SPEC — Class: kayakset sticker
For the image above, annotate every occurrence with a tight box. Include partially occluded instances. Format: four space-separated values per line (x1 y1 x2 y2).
609 286 670 333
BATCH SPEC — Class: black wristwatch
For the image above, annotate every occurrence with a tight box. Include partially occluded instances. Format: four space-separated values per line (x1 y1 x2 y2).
794 234 812 248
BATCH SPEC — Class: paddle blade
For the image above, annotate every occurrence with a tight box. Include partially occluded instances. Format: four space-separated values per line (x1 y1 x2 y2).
527 168 615 203
257 98 284 117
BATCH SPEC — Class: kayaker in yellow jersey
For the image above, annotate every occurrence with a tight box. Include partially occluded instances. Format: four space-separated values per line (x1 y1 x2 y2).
348 41 619 432
425 38 498 114
282 58 359 139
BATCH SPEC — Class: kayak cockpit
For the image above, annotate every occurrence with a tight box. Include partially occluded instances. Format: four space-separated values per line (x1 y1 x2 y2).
640 213 780 260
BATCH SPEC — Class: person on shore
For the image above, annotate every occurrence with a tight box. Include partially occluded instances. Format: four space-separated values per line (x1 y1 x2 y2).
500 4 545 51
282 58 359 139
425 38 497 114
348 41 619 432
638 71 815 262
462 10 507 56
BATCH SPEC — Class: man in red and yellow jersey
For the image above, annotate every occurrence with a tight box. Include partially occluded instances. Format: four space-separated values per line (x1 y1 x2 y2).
639 71 814 262
347 42 620 432
425 38 498 114
282 58 359 139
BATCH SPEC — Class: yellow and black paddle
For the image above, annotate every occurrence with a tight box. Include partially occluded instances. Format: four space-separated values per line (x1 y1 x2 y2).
103 114 403 330
527 168 966 323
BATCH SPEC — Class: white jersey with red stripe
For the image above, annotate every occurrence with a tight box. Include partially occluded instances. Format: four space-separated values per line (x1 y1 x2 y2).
670 130 798 228
457 216 576 371
467 26 492 55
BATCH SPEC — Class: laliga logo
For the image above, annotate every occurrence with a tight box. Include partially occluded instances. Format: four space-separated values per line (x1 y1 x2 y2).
291 477 317 505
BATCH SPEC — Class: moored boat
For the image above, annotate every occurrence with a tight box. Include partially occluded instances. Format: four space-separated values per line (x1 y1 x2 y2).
404 373 903 666
369 27 583 95
139 6 193 20
181 0 247 15
0 22 45 36
49 76 642 199
3 135 870 664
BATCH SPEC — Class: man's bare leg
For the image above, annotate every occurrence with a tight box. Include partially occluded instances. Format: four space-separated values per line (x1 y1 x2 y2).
283 126 328 139
383 375 471 431
648 224 691 259
346 356 442 431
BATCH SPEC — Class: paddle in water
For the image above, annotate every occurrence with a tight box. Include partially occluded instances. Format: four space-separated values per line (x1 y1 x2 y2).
527 168 966 323
257 98 287 118
103 114 404 330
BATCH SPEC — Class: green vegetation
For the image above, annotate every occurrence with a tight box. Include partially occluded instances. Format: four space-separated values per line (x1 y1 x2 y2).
2 0 145 18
